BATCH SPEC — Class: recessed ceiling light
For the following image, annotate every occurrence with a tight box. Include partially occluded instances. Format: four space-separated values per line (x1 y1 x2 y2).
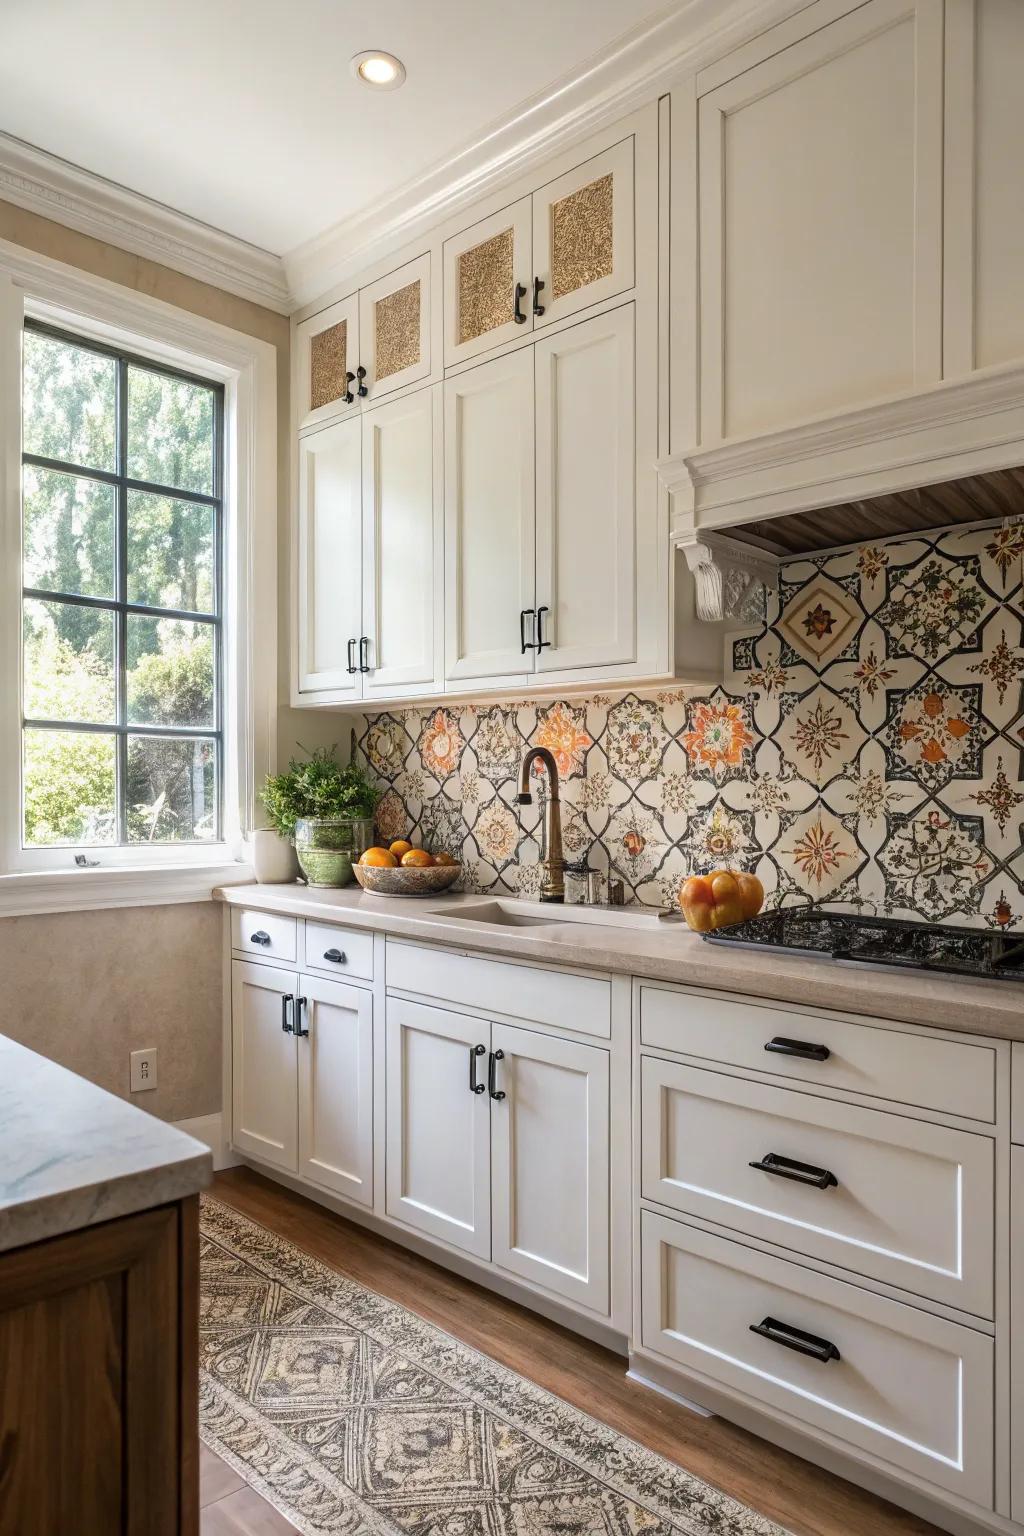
351 50 406 90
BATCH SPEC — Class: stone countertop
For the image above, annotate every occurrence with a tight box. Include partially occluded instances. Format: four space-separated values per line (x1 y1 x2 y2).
216 884 1024 1043
0 1035 212 1255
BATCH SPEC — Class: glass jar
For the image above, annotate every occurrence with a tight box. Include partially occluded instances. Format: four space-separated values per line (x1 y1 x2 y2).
294 816 374 887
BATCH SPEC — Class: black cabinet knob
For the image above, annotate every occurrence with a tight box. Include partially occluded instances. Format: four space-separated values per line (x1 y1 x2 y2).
323 948 347 965
250 930 271 946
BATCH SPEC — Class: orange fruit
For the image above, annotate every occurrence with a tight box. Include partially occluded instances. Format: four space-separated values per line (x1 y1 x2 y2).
401 848 434 868
389 839 413 859
360 846 398 868
433 850 458 866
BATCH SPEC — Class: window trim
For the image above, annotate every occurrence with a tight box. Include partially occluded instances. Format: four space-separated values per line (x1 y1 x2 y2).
0 240 279 914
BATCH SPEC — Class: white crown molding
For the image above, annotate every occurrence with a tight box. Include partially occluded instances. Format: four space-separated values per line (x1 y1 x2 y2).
284 0 809 308
659 361 1024 538
0 133 291 315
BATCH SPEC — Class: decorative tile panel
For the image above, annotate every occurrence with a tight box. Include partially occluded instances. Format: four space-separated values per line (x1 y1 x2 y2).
310 320 348 412
457 229 514 345
550 174 614 301
374 280 421 381
351 518 1024 930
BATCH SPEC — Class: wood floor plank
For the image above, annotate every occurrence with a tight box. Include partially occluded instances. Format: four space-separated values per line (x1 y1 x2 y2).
200 1485 300 1535
200 1444 245 1508
207 1168 943 1536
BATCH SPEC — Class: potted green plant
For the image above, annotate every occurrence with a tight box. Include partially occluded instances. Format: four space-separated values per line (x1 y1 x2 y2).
258 746 379 887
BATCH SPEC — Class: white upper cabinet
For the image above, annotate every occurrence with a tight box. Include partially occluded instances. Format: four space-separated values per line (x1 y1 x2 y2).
295 415 363 701
944 0 1024 375
443 198 534 367
695 0 944 445
361 385 443 697
296 291 361 433
444 348 535 685
534 305 635 672
532 139 635 330
358 253 433 402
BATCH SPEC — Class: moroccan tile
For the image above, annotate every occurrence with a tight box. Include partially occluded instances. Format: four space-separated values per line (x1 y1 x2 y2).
882 681 984 790
605 696 667 781
772 805 864 902
776 575 862 667
679 694 755 784
776 684 865 786
877 803 991 922
876 551 989 664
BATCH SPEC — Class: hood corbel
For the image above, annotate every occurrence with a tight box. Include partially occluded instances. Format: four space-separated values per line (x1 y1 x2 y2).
676 531 780 625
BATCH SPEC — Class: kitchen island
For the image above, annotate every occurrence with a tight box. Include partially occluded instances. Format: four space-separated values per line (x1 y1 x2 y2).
0 1034 212 1536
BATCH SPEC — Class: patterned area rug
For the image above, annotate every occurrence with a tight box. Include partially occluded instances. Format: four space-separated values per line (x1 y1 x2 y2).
199 1197 792 1536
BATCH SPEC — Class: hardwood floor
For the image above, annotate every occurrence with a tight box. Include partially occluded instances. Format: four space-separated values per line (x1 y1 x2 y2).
204 1167 943 1536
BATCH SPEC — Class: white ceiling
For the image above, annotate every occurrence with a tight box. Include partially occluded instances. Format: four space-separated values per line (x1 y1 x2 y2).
0 0 671 257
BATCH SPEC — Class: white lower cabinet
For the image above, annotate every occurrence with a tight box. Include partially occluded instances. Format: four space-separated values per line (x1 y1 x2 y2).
298 975 374 1207
231 959 373 1198
641 1210 994 1510
231 961 299 1172
385 997 492 1258
385 996 611 1314
1012 1144 1023 1523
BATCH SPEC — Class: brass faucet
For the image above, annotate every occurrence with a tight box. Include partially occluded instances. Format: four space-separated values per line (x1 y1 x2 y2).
516 746 565 903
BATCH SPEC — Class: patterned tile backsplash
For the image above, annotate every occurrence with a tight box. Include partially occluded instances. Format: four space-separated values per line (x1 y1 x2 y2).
353 520 1024 929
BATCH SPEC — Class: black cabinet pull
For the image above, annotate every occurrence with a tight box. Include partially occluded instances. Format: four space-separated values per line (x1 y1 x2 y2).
532 276 545 316
294 996 309 1038
356 364 368 398
536 604 551 650
765 1036 830 1063
469 1042 486 1095
513 282 527 324
342 371 355 405
520 608 536 654
250 930 271 947
749 1152 838 1190
488 1048 506 1101
281 994 294 1034
750 1316 841 1364
323 948 347 965
346 638 358 675
359 636 370 672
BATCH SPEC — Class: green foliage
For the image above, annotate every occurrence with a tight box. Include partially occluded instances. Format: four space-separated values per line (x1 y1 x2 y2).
260 746 379 839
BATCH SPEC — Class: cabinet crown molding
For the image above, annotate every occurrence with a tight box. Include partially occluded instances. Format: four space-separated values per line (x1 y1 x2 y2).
660 360 1024 538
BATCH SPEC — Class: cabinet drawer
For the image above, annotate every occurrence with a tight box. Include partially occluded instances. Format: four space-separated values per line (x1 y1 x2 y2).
641 1057 994 1316
639 982 995 1122
641 1211 994 1509
304 921 374 982
386 941 610 1038
231 909 297 963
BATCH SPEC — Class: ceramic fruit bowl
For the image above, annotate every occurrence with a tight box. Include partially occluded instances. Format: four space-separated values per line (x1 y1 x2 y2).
353 862 462 897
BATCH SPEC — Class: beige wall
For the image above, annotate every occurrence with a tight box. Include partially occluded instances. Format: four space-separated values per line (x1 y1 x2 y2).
0 903 222 1119
0 199 347 1118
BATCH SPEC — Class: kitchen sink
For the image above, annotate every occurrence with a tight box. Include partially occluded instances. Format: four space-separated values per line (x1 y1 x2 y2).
440 902 571 928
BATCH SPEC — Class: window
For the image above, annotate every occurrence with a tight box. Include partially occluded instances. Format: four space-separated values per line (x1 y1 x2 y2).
20 321 224 848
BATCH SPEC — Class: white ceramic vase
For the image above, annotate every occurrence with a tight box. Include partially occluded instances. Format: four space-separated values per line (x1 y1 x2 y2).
251 828 299 884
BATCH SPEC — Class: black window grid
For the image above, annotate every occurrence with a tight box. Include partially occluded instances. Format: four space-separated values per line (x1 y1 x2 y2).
21 318 225 847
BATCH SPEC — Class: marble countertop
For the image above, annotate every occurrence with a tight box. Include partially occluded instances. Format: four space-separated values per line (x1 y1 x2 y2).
216 884 1024 1043
0 1035 212 1254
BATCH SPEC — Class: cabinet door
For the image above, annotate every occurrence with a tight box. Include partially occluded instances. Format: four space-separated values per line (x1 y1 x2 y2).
444 349 535 685
296 291 360 432
443 198 533 366
385 997 491 1258
532 138 635 329
358 253 432 402
698 0 943 442
361 385 443 697
231 961 298 1172
490 1022 610 1314
1013 1145 1024 1522
297 974 373 1207
296 415 363 700
534 305 635 672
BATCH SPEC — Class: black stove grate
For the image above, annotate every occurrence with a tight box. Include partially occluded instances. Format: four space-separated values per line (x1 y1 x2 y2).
704 907 1024 982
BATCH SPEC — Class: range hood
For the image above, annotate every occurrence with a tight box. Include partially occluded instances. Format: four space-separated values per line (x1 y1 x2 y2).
658 361 1024 623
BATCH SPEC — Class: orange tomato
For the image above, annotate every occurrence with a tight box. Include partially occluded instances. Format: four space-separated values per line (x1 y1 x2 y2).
389 839 413 859
433 850 458 866
679 868 761 932
360 846 398 868
401 848 435 867
735 872 765 920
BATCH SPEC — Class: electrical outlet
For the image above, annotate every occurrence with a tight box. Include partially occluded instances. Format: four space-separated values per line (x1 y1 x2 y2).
130 1048 158 1093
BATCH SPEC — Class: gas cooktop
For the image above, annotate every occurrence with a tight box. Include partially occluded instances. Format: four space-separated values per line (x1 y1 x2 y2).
703 906 1024 982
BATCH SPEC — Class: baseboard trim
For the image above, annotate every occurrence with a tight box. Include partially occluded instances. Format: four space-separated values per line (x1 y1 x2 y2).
174 1112 242 1172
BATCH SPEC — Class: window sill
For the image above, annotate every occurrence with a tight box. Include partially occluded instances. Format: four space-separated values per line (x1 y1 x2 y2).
0 860 252 919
